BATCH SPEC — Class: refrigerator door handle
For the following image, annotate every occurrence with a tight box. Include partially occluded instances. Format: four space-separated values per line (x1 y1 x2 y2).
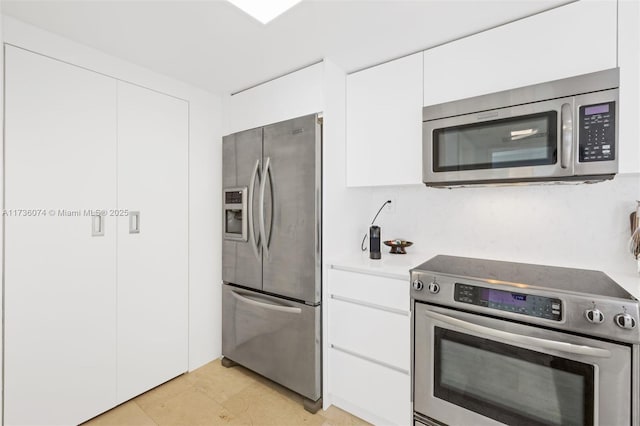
231 290 302 314
248 158 261 261
259 156 273 258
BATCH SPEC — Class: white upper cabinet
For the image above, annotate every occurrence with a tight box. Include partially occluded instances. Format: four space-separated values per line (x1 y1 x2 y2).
346 52 423 187
618 0 640 174
423 0 618 107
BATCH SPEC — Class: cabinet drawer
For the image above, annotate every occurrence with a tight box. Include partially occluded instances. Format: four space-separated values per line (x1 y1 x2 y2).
329 268 409 312
329 347 411 426
329 298 409 371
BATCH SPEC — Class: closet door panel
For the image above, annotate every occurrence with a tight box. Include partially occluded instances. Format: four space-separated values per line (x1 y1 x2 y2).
116 82 189 402
4 46 117 425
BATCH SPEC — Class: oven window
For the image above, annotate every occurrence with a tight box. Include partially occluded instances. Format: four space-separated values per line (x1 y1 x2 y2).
434 327 594 426
433 111 557 172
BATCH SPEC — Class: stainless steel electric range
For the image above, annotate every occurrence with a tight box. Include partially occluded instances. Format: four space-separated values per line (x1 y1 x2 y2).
411 255 639 426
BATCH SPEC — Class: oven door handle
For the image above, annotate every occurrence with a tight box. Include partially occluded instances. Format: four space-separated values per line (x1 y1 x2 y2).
425 310 611 358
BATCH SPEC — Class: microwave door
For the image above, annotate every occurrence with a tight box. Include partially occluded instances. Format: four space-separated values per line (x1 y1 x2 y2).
423 97 575 185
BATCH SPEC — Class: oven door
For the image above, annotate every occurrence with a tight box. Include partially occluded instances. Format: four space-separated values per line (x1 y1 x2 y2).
413 303 631 426
423 97 574 186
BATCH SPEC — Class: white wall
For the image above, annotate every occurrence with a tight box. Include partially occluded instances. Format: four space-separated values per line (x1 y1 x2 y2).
366 174 640 293
2 16 223 371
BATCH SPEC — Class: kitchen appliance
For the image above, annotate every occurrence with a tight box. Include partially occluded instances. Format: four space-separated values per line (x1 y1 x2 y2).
422 68 619 186
369 225 381 259
223 187 247 241
411 255 639 426
221 114 322 412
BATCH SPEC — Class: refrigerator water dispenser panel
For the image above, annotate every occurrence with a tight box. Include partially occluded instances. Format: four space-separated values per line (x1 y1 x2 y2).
224 187 248 241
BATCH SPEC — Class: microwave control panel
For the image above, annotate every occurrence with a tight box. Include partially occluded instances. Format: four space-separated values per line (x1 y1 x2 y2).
579 101 616 163
454 283 562 321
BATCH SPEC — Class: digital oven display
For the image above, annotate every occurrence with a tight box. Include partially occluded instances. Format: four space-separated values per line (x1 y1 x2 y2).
455 283 562 321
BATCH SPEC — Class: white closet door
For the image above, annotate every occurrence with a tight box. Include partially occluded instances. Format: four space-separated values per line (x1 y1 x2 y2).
4 46 117 425
116 81 189 403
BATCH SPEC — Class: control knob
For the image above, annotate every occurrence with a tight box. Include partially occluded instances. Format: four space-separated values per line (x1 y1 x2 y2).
412 280 424 291
584 308 604 324
428 280 440 294
614 313 637 329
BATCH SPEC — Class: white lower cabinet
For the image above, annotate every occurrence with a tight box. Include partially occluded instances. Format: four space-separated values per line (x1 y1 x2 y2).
4 46 188 425
327 268 411 426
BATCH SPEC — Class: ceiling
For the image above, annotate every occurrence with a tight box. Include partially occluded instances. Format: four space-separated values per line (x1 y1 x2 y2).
2 0 570 95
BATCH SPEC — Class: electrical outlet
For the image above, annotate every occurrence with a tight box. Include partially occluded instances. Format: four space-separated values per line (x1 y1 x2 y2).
385 196 396 214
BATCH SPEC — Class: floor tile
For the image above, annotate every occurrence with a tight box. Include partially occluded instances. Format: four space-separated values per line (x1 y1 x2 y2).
134 374 193 412
143 387 243 426
82 401 157 426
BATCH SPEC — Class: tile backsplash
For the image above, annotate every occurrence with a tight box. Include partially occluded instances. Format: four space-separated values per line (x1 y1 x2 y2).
361 173 640 282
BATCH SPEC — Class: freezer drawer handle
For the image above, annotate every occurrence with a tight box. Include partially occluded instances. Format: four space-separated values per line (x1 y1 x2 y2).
248 159 261 261
231 290 301 314
129 211 140 234
425 310 611 358
259 157 274 258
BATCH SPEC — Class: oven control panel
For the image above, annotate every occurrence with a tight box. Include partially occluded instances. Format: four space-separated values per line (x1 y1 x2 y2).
455 283 562 321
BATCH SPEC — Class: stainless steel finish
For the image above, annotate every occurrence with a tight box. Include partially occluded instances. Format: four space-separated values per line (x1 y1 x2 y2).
231 289 302 314
128 211 140 234
411 255 640 344
584 308 605 324
91 214 104 237
330 294 409 316
427 281 439 294
262 114 322 304
413 302 632 426
412 279 424 291
424 309 611 358
422 68 619 186
423 96 575 186
221 114 322 407
330 344 409 375
411 255 638 426
615 313 637 329
221 283 321 401
222 128 263 291
561 102 572 169
258 156 272 258
248 160 261 260
423 68 619 121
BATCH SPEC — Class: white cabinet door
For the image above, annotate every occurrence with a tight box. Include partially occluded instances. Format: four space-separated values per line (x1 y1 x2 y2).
346 52 423 187
424 0 618 106
116 82 189 403
4 46 117 425
618 0 640 174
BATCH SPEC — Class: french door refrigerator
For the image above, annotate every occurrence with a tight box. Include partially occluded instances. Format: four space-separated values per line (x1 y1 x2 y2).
222 113 322 411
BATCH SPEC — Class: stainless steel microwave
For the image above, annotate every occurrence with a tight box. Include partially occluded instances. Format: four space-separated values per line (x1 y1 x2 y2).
422 68 619 187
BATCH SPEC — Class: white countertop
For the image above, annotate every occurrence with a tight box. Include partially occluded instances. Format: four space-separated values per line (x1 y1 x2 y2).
329 251 437 281
329 252 640 298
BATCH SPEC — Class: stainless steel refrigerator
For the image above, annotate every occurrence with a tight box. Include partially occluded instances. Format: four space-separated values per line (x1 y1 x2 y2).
221 113 322 412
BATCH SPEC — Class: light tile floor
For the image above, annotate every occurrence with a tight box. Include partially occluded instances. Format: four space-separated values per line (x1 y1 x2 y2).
83 359 370 426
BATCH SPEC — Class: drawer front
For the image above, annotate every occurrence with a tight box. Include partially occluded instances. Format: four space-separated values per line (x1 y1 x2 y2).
329 268 409 312
329 347 411 426
329 298 409 370
221 284 321 401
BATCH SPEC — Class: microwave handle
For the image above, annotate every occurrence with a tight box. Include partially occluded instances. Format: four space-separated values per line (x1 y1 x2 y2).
425 309 611 358
561 103 573 169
